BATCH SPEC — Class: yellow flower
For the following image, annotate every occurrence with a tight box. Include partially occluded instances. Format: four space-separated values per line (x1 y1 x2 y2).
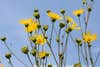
38 51 46 59
0 64 4 67
73 8 84 16
38 51 50 59
47 10 62 20
25 22 38 33
65 16 74 23
32 34 46 45
74 63 82 67
83 32 97 43
69 22 80 30
19 18 33 25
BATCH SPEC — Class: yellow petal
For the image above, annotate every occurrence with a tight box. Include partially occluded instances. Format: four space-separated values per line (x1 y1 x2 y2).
47 12 62 20
0 64 4 67
73 8 84 16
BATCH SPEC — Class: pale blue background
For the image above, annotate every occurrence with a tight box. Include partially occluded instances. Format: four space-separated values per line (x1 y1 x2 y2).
0 0 100 67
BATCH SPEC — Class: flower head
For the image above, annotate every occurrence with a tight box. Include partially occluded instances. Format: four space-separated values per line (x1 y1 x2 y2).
0 64 4 67
47 10 62 20
19 18 33 26
38 51 50 59
69 22 80 30
25 22 39 33
65 16 74 23
83 32 97 44
31 34 46 45
73 8 84 17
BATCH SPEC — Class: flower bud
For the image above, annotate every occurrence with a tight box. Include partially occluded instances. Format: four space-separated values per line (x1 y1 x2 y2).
59 53 64 60
43 25 48 31
56 36 60 43
21 46 29 54
45 36 48 39
5 52 11 59
45 52 50 57
59 22 65 28
33 12 40 19
0 37 6 42
34 8 39 12
88 7 92 12
30 49 36 56
48 64 52 67
60 9 66 14
76 38 82 46
82 0 86 4
65 28 72 33
74 63 82 67
37 24 41 29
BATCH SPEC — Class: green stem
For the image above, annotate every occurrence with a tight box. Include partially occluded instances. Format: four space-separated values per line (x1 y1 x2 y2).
9 59 14 67
78 46 81 63
62 33 69 67
95 51 100 65
88 47 95 67
3 41 28 67
58 28 61 67
27 54 33 67
50 22 54 45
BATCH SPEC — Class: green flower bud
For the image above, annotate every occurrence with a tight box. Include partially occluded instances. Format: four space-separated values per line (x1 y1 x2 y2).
76 38 82 46
29 36 36 43
34 8 39 12
59 53 64 60
5 52 11 59
82 0 86 4
60 9 66 14
33 12 40 19
0 37 6 42
65 28 72 33
88 7 92 12
37 24 41 29
59 22 65 28
21 46 29 54
74 63 82 67
45 36 48 39
30 49 36 56
48 64 52 67
56 36 60 43
45 52 50 57
43 25 48 31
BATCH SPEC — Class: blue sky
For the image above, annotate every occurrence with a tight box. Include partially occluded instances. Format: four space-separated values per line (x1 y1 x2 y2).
0 0 100 67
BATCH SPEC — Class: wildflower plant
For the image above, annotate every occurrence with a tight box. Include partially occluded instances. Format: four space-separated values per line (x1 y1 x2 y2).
0 0 100 67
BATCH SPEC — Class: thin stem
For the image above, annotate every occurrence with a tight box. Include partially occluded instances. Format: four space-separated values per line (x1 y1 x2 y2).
88 47 95 67
58 28 61 67
78 46 81 63
78 17 83 35
45 57 47 67
9 59 14 67
50 22 54 45
3 41 28 67
84 43 89 67
26 54 33 67
80 46 87 65
95 50 100 65
62 33 69 67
